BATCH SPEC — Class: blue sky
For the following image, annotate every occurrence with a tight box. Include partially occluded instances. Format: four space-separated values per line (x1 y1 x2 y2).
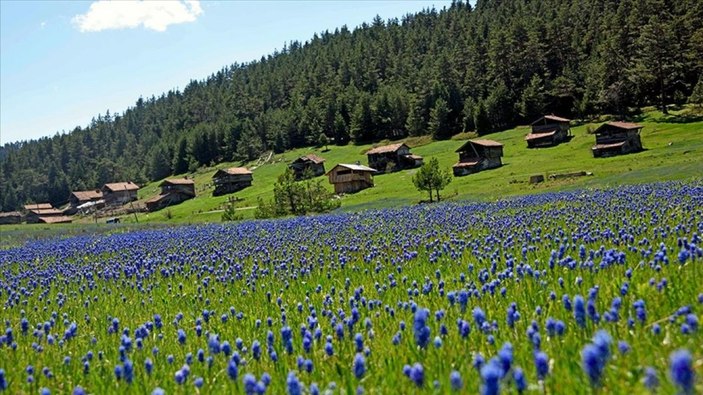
0 0 452 145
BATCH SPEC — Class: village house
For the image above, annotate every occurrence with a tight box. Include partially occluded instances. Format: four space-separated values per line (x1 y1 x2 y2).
145 178 196 212
25 207 65 224
453 139 504 176
102 182 139 206
289 154 326 179
525 115 571 148
327 163 377 194
592 121 644 157
0 211 22 225
66 190 104 215
366 143 423 173
212 167 253 196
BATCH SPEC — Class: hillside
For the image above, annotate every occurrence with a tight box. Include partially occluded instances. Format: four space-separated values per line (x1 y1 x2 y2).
107 107 702 224
1 0 702 211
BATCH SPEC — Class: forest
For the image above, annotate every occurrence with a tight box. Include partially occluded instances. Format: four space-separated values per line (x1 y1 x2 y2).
1 0 701 210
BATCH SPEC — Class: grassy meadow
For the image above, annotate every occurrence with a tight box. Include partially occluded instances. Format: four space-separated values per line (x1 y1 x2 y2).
121 107 703 224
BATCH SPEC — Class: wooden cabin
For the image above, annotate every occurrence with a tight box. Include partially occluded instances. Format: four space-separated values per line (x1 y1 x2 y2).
453 139 504 176
145 178 195 212
102 182 139 206
66 190 104 215
289 154 326 179
366 143 423 173
212 167 253 196
526 115 571 148
25 207 65 224
327 163 377 194
592 122 643 157
0 211 22 225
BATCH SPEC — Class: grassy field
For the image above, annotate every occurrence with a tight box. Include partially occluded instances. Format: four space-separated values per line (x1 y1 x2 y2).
124 107 702 223
2 107 702 234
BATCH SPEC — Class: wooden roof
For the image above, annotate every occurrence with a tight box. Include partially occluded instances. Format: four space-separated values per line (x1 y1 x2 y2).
145 193 170 204
593 141 627 150
293 154 326 164
38 216 73 224
531 115 571 125
160 178 194 186
28 208 64 216
598 121 643 131
326 163 377 175
525 130 557 141
456 139 503 152
213 167 252 177
366 143 408 155
71 190 103 201
0 211 21 218
24 203 53 210
103 182 139 192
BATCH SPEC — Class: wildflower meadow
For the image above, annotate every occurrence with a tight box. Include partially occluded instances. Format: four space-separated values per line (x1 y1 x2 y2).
0 181 701 394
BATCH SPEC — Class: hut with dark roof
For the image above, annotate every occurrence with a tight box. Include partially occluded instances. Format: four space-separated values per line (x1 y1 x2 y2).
366 143 423 173
0 211 22 225
326 163 377 194
102 182 139 206
526 115 571 148
592 122 643 157
145 178 196 212
453 139 504 176
289 154 326 179
212 167 253 196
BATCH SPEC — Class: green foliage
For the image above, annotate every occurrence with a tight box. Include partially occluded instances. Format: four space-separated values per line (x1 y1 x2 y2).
221 200 243 222
429 98 451 140
689 77 703 107
255 169 340 219
412 157 452 202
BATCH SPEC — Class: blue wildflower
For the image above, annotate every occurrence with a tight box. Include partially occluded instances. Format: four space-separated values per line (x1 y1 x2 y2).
669 349 694 394
353 353 366 379
450 370 462 391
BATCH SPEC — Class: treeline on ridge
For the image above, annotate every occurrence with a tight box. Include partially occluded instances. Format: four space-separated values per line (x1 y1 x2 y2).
1 0 701 210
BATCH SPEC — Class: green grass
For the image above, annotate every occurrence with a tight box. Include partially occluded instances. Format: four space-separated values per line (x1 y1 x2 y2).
3 106 702 232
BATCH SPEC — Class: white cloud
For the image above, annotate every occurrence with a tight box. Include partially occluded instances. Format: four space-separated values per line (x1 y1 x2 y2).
40 21 47 29
72 0 203 33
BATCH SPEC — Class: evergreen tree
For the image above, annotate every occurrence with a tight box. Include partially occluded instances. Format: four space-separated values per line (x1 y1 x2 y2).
148 144 172 181
429 98 451 140
172 138 189 175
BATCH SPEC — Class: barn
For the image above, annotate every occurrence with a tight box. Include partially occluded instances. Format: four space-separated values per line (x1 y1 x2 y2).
592 122 644 157
212 167 253 196
0 211 22 225
66 190 104 215
25 207 65 224
366 143 423 173
326 163 377 194
146 179 196 212
453 139 504 176
526 115 571 148
102 182 139 206
289 154 326 179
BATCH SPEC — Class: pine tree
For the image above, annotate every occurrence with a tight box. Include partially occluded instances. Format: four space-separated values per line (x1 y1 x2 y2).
172 138 189 175
428 98 451 140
